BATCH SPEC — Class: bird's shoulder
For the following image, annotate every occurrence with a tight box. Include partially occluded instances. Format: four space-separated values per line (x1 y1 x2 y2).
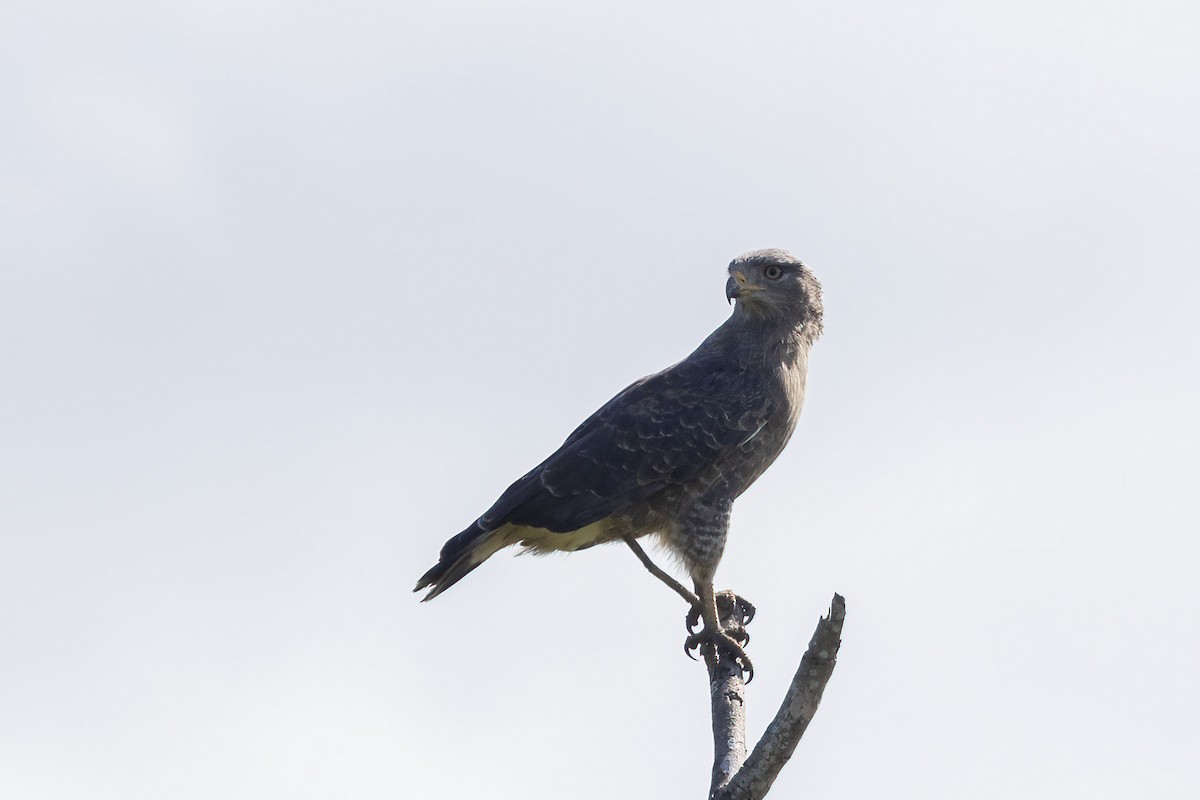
562 349 772 448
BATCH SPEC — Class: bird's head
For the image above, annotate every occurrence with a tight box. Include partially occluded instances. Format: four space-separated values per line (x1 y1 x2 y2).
726 249 823 338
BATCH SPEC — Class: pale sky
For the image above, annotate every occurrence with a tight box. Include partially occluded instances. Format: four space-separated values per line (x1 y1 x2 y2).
2 2 1198 798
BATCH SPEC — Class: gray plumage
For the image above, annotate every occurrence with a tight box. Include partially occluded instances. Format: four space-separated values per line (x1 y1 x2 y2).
415 249 823 612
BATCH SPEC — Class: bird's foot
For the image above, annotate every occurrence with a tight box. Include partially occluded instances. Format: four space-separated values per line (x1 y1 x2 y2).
683 591 756 681
684 624 754 682
686 591 755 640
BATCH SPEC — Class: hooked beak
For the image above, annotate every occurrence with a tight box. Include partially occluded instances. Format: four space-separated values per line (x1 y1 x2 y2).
726 270 748 304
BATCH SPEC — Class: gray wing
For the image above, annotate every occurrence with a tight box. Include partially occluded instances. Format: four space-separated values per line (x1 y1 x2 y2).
478 355 772 533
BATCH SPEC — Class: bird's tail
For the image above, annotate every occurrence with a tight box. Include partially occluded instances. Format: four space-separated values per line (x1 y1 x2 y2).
414 521 497 601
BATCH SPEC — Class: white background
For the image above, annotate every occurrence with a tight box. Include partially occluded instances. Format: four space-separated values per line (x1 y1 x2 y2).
2 2 1197 797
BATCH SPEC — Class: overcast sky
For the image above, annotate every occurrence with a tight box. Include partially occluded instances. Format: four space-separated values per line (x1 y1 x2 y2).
2 2 1198 798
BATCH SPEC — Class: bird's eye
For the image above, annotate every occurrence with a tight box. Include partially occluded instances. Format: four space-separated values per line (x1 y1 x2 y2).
764 264 783 280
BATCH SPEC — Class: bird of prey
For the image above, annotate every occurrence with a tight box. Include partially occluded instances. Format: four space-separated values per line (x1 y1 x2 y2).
415 249 823 675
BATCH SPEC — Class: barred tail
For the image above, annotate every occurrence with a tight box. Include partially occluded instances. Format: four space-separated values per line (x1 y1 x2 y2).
414 521 496 601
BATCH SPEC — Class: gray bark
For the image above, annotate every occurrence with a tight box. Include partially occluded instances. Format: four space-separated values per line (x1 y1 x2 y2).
708 593 845 800
705 594 751 796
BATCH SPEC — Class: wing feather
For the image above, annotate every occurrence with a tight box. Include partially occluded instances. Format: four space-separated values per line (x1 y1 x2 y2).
478 355 772 533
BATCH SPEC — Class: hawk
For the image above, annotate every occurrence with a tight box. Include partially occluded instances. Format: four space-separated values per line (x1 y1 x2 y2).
416 249 823 675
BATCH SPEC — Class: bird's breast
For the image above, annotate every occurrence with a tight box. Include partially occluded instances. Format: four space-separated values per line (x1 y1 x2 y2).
721 350 809 495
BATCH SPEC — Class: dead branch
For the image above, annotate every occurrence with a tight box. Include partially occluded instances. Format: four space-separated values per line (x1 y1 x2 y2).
708 593 845 800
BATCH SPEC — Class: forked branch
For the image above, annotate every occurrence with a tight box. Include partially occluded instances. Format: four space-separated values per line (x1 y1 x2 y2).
709 593 845 800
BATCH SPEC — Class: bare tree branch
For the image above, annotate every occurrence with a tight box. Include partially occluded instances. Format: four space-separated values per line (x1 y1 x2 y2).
705 594 751 797
708 593 846 800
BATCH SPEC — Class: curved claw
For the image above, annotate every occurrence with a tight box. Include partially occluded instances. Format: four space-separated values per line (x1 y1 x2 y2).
715 591 756 627
719 642 754 684
685 604 702 634
683 628 755 682
724 642 755 683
